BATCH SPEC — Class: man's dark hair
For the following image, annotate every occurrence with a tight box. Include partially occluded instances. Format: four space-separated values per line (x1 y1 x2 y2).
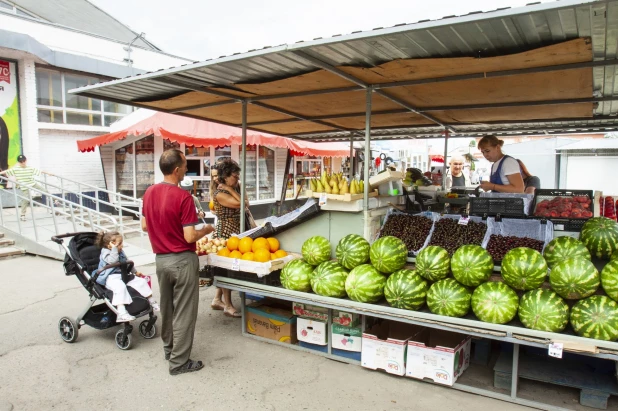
159 149 184 175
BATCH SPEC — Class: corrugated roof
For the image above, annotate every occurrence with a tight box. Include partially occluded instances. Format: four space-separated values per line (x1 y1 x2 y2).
70 0 618 141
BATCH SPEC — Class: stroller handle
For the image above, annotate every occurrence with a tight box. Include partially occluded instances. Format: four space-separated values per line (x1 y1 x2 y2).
51 232 95 244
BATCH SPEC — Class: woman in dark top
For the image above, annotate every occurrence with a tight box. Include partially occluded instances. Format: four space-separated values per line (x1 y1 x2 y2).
516 159 541 194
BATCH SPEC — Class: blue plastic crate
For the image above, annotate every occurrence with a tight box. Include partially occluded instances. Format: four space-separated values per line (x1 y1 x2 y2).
299 341 328 353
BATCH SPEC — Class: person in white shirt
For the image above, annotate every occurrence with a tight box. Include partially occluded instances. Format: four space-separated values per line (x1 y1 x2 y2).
477 136 524 193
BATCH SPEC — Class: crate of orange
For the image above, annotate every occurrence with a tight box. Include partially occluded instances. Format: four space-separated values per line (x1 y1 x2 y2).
207 235 301 278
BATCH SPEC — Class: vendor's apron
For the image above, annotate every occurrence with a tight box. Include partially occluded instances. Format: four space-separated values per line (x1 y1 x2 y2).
489 155 517 186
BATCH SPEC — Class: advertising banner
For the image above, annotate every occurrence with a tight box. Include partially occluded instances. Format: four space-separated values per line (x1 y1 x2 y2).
0 59 22 171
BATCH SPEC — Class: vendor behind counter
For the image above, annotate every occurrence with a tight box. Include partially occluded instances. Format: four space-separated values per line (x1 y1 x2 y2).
477 135 525 194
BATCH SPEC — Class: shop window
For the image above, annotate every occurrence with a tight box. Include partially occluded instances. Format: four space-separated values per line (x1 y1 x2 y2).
115 142 134 198
241 145 276 202
135 136 154 198
163 139 180 151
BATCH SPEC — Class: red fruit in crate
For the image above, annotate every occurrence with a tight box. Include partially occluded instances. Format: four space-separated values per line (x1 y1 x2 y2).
560 212 570 218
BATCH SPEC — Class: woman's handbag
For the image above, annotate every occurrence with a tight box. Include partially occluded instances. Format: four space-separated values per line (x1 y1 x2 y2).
245 209 257 231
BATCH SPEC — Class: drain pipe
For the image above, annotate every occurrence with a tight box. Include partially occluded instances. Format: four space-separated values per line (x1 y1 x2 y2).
124 32 145 75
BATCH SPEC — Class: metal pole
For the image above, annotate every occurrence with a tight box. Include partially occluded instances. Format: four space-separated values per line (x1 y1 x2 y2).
349 137 354 180
510 343 520 399
28 190 38 242
239 100 247 233
442 129 449 190
240 291 247 334
13 186 22 233
363 87 372 212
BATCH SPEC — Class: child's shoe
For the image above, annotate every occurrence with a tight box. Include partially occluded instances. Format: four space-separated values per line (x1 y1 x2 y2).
116 312 135 322
150 302 160 312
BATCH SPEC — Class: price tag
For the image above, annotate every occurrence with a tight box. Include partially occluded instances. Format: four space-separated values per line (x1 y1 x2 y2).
458 216 470 225
319 193 328 206
231 258 240 271
548 342 563 359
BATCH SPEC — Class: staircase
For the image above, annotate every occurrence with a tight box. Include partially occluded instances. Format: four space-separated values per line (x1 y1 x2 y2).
0 231 25 259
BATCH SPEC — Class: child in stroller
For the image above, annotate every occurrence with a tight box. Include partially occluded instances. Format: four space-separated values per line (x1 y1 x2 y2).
95 231 159 322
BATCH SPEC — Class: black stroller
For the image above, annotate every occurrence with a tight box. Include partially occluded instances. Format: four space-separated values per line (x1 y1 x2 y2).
52 232 157 350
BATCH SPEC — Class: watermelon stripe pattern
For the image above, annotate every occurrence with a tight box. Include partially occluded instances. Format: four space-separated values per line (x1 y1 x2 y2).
601 260 618 302
336 234 370 270
579 217 618 260
501 247 547 291
570 296 618 341
345 264 386 303
426 278 471 318
451 245 493 287
370 236 408 274
301 236 331 266
543 237 591 269
518 289 569 332
416 245 451 282
471 282 519 324
384 269 428 310
549 257 600 300
310 261 349 298
280 259 314 292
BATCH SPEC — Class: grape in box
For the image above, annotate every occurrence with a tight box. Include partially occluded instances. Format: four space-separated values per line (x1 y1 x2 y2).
534 195 592 219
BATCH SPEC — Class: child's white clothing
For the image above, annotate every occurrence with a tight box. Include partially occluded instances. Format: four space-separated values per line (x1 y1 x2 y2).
105 274 151 306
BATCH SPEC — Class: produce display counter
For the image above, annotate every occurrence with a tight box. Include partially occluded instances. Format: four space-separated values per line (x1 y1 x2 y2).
214 276 618 411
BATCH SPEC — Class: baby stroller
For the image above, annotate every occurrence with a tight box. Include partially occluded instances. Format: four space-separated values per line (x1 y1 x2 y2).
52 232 157 350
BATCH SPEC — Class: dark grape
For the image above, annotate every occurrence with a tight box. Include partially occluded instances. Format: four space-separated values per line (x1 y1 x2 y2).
428 219 487 255
380 214 432 252
485 234 544 261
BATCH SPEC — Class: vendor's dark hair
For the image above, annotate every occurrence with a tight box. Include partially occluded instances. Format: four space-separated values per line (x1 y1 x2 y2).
159 149 184 175
95 231 121 249
217 159 241 184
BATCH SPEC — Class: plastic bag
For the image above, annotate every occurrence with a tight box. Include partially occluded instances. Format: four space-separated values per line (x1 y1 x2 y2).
378 209 439 255
481 217 554 252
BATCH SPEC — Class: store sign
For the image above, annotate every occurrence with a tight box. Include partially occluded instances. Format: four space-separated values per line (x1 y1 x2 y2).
0 59 22 171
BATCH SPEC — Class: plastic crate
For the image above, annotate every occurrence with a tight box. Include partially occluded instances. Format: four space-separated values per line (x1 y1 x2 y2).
226 269 282 287
529 189 593 231
470 197 526 217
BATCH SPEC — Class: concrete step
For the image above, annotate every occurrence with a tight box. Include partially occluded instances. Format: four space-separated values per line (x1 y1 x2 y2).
0 246 26 259
0 238 15 247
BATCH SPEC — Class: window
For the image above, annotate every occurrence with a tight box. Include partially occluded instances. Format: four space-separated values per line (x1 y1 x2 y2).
114 136 154 199
35 68 133 126
242 145 275 201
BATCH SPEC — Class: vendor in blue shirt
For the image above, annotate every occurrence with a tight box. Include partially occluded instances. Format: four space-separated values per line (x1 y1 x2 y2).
477 135 525 194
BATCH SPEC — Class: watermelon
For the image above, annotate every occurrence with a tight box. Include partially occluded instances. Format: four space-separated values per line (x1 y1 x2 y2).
518 289 569 332
416 245 451 282
301 236 331 266
601 259 618 302
471 282 519 324
543 237 591 268
570 296 618 341
501 247 547 291
310 261 349 298
426 278 471 317
370 236 407 274
345 264 386 303
451 245 493 287
336 234 370 270
579 217 618 260
384 269 428 310
280 259 314 292
611 250 618 261
549 257 600 300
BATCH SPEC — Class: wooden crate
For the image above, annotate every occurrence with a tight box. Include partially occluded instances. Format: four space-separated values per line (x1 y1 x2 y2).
304 189 378 202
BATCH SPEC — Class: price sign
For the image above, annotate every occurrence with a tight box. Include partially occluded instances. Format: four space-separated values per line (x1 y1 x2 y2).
231 258 240 271
319 193 328 206
458 216 470 225
548 342 563 359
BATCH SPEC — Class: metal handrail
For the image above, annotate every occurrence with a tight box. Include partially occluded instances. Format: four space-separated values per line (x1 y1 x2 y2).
41 172 142 205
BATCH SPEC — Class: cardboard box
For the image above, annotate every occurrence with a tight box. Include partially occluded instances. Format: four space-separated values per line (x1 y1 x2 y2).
361 321 425 376
332 324 362 352
292 302 329 322
406 329 472 386
245 302 297 344
297 318 328 345
332 310 360 327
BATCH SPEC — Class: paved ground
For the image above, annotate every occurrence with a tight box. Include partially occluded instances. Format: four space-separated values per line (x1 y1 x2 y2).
0 255 536 411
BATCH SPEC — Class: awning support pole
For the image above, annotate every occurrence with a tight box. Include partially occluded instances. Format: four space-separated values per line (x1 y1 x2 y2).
364 87 372 212
442 129 449 190
349 137 354 180
240 100 247 233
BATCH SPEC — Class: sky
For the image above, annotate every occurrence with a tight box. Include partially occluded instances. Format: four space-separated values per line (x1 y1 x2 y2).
90 0 543 61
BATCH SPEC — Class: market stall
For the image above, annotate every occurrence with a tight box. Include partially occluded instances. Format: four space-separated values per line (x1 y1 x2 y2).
70 1 618 409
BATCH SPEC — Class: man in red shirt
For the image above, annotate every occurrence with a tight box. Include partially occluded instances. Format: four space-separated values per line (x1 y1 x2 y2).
141 149 214 375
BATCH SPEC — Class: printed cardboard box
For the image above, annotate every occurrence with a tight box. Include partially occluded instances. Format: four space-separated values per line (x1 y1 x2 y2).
332 310 360 327
406 328 471 386
361 321 425 376
297 318 328 345
292 302 329 322
246 302 297 344
332 324 362 352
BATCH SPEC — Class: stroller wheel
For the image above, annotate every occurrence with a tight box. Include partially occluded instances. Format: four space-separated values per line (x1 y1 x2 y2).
115 329 132 350
139 320 157 339
58 317 79 343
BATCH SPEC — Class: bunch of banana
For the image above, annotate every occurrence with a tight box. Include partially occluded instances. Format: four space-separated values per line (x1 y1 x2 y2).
310 171 365 195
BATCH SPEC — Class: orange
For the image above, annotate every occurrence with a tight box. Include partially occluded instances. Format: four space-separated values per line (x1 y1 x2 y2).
227 236 240 251
209 199 214 211
254 248 271 263
274 249 288 259
266 237 280 253
217 248 231 257
238 237 253 254
241 252 254 261
229 250 243 259
252 237 269 253
270 253 276 260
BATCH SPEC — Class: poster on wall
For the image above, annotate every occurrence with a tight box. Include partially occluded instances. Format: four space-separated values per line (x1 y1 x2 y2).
0 59 22 172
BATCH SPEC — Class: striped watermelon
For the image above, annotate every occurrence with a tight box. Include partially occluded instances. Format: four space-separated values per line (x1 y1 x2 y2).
611 251 618 261
451 245 493 287
345 264 386 303
518 289 569 332
384 269 428 310
370 236 408 274
601 259 618 302
336 234 370 270
426 278 471 318
416 245 451 282
570 296 618 341
471 282 519 324
301 236 331 266
501 247 547 291
549 257 600 300
543 237 591 269
580 217 618 260
310 261 349 298
280 259 314 292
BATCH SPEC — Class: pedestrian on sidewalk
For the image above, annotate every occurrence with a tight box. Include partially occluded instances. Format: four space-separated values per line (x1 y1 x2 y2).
141 149 215 375
0 155 56 221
